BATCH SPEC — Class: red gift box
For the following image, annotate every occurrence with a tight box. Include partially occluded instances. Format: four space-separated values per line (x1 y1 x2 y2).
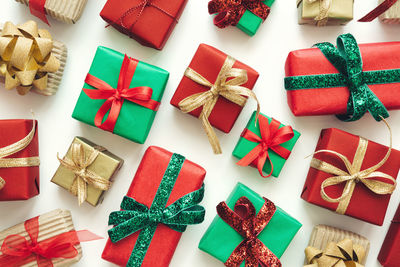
378 204 400 267
101 146 206 267
0 120 39 201
285 42 400 117
100 0 187 50
301 127 400 225
170 43 259 134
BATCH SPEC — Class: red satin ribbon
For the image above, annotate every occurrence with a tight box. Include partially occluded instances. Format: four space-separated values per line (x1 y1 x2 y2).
237 116 294 178
359 0 398 22
208 0 271 28
29 0 50 25
83 55 160 133
217 196 281 267
0 216 102 267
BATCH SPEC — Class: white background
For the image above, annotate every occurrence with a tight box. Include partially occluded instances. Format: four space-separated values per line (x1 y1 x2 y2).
1 1 400 266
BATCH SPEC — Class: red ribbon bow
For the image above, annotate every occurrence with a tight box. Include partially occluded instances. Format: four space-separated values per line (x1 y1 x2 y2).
29 0 50 25
0 216 102 267
208 0 271 28
83 55 160 133
217 196 281 267
237 116 294 178
359 0 399 22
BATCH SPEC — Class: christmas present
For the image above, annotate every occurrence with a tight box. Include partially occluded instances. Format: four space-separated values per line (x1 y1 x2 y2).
378 203 400 266
359 0 400 24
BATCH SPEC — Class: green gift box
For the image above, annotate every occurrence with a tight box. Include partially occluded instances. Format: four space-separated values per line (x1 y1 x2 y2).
232 111 300 177
237 0 275 36
72 46 169 144
199 182 302 265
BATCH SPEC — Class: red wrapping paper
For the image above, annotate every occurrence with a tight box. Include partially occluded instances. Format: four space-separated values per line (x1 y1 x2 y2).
378 204 400 267
285 42 400 117
170 43 259 133
301 128 400 225
100 0 187 50
101 146 206 267
0 120 39 201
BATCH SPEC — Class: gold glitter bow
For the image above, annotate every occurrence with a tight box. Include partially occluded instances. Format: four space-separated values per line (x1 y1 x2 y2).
0 121 40 191
57 143 111 206
305 238 366 267
178 55 260 154
298 0 332 26
0 20 60 95
311 119 396 215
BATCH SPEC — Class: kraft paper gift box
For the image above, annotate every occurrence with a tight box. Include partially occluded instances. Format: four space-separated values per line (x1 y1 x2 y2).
297 0 353 26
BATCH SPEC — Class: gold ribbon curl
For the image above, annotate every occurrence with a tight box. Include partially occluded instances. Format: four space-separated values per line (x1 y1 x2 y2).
57 143 111 206
305 238 366 267
311 118 396 215
0 20 60 95
178 56 260 154
0 121 40 191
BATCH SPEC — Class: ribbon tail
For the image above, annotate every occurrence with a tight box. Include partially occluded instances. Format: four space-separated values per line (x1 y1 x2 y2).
0 177 5 190
359 0 399 22
200 111 222 154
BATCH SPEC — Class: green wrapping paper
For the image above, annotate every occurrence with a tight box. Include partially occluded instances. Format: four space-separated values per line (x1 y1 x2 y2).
237 0 275 36
72 46 169 144
199 183 301 264
232 111 300 177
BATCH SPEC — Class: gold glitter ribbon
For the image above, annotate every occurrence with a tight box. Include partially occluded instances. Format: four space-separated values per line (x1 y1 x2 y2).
178 56 260 154
57 143 111 206
0 121 40 191
297 0 332 26
305 238 366 267
311 119 396 215
0 20 60 95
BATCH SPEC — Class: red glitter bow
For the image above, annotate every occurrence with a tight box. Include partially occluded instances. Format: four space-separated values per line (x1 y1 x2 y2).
237 116 294 178
217 196 281 267
29 0 50 25
83 55 160 133
0 216 102 267
208 0 271 28
359 0 398 22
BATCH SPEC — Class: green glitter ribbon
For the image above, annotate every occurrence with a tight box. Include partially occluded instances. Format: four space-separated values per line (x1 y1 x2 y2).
108 153 205 267
284 33 400 121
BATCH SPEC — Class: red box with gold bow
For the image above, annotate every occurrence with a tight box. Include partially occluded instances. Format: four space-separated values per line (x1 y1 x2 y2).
301 127 400 225
378 203 400 266
100 0 187 50
0 119 39 201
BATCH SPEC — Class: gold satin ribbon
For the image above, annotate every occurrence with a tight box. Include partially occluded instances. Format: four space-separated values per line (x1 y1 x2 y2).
57 143 111 206
178 56 260 154
0 20 60 95
311 119 396 215
306 0 332 26
305 238 365 267
0 121 40 191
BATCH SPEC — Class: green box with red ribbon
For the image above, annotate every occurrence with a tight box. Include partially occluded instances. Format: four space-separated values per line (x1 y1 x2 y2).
233 111 300 178
72 46 169 144
199 182 301 265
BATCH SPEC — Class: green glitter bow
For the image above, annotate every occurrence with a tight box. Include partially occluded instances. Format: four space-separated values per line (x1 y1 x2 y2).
108 153 206 267
284 33 400 121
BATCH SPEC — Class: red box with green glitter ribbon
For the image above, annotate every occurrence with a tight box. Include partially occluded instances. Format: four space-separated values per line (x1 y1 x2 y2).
102 146 206 267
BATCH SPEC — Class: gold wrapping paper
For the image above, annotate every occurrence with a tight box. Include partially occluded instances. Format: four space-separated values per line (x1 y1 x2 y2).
0 209 82 267
297 0 354 26
0 21 67 96
305 225 370 266
15 0 88 24
379 0 400 24
51 137 123 206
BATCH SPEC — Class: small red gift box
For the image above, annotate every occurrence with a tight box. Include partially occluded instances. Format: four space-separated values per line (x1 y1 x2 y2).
378 204 400 267
0 120 39 201
102 146 206 267
285 42 400 117
301 127 400 225
100 0 187 50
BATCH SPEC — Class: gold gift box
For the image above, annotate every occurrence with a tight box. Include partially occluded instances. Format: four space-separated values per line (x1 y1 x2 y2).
51 137 123 206
297 0 354 26
379 0 400 24
0 209 82 267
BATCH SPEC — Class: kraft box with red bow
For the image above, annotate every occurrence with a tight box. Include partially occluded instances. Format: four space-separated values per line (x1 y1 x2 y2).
378 203 400 266
0 119 40 201
301 127 400 225
359 0 400 24
72 46 169 144
199 182 301 266
233 111 300 178
0 209 102 266
102 146 206 267
100 0 188 50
